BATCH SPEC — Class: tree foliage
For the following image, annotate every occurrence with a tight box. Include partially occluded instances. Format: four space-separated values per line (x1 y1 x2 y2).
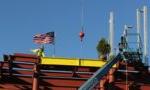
96 38 111 58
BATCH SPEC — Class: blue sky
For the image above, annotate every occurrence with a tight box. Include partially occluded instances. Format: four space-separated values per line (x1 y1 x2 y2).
0 0 149 60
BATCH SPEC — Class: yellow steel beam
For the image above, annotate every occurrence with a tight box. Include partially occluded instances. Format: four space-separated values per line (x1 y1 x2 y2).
41 57 116 67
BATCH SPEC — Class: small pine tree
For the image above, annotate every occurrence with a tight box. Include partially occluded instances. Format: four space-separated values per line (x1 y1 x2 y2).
96 38 111 60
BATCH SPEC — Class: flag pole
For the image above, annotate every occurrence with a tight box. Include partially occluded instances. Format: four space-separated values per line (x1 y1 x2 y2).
53 31 55 57
53 42 55 57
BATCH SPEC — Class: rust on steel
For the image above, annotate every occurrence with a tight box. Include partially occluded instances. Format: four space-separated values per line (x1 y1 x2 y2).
1 53 150 90
0 53 98 90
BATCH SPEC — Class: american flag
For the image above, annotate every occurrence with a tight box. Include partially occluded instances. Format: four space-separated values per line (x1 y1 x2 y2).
33 32 54 44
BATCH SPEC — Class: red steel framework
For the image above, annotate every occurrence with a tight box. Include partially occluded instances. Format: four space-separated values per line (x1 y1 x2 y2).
0 53 150 90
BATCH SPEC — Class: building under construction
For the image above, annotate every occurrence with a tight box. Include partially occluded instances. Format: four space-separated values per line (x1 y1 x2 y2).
0 6 150 90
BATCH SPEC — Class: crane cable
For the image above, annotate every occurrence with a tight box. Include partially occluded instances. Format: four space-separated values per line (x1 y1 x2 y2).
81 0 84 32
79 0 85 58
79 0 85 41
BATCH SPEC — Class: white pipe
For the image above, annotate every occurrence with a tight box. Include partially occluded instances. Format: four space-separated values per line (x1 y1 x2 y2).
124 25 128 50
124 25 128 43
124 25 127 36
143 6 148 65
109 12 114 55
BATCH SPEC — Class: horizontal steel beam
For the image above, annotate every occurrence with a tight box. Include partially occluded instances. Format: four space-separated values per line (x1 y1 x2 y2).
41 57 108 67
40 76 88 80
13 61 34 65
41 69 94 74
4 67 94 74
13 74 32 77
117 69 139 73
12 74 89 80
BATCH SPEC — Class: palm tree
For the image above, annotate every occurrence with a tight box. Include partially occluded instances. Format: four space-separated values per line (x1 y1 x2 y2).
96 38 111 60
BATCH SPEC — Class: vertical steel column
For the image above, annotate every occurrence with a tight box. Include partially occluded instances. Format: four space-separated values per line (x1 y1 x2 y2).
100 79 106 90
109 12 114 55
108 68 115 83
8 55 13 76
32 64 39 90
0 62 4 79
143 6 148 66
32 57 40 90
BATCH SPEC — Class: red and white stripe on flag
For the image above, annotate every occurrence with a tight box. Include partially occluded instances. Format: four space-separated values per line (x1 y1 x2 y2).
33 32 54 44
